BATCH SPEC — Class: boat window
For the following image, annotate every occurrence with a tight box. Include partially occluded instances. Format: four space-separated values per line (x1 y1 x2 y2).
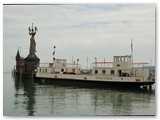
102 70 106 74
118 70 122 77
117 64 120 67
110 70 114 75
95 70 98 74
39 69 41 72
72 69 75 73
45 69 47 72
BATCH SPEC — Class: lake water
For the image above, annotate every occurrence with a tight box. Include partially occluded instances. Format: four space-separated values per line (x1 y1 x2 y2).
3 72 155 116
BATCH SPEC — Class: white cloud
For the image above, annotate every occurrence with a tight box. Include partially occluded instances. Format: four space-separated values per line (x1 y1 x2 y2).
3 4 155 71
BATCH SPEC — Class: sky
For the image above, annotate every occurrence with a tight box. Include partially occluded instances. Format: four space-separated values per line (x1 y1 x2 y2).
3 4 155 72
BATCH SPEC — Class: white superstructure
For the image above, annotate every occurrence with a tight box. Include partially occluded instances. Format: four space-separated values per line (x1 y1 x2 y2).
36 54 155 88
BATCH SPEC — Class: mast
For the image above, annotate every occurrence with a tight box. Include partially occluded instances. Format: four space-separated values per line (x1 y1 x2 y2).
131 39 133 76
52 46 56 73
131 39 133 68
53 46 56 60
94 57 97 68
87 56 88 70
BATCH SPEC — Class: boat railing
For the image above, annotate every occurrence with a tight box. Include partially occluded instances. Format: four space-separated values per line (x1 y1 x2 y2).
66 63 81 69
39 63 53 68
132 62 149 68
91 62 113 68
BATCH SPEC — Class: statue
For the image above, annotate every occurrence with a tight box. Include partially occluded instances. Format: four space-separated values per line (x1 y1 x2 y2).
28 23 38 53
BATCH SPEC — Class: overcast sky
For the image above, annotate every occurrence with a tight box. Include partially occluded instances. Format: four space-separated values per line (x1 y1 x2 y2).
3 4 155 72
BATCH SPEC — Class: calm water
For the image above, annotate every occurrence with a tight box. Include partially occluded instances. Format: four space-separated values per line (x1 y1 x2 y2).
3 72 155 116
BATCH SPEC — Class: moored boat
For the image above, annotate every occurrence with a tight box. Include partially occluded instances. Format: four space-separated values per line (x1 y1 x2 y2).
36 51 155 88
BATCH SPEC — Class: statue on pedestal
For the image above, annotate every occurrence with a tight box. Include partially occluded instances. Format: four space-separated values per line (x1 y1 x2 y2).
28 23 38 53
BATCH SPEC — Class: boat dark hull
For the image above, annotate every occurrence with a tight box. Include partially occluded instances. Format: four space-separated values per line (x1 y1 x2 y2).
35 77 155 89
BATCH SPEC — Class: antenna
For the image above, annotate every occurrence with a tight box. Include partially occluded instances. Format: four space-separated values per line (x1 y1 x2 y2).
87 56 88 70
104 57 105 67
130 39 134 76
150 59 152 66
131 39 133 66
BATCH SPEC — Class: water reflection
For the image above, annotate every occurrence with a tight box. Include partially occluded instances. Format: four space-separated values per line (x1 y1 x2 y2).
14 78 36 116
111 92 133 115
12 77 155 116
89 88 154 115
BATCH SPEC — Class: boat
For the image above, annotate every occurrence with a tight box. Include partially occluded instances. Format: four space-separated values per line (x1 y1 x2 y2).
36 48 155 89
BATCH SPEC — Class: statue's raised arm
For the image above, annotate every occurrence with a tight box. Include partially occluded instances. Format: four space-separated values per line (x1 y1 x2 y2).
35 26 38 32
29 24 37 37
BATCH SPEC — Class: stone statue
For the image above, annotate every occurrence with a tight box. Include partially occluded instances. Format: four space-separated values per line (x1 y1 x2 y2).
28 23 38 53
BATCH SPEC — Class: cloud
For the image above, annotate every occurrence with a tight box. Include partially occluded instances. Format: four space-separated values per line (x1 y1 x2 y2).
3 4 155 71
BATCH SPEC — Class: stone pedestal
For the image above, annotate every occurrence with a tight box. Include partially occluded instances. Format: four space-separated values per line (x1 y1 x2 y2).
24 53 40 78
